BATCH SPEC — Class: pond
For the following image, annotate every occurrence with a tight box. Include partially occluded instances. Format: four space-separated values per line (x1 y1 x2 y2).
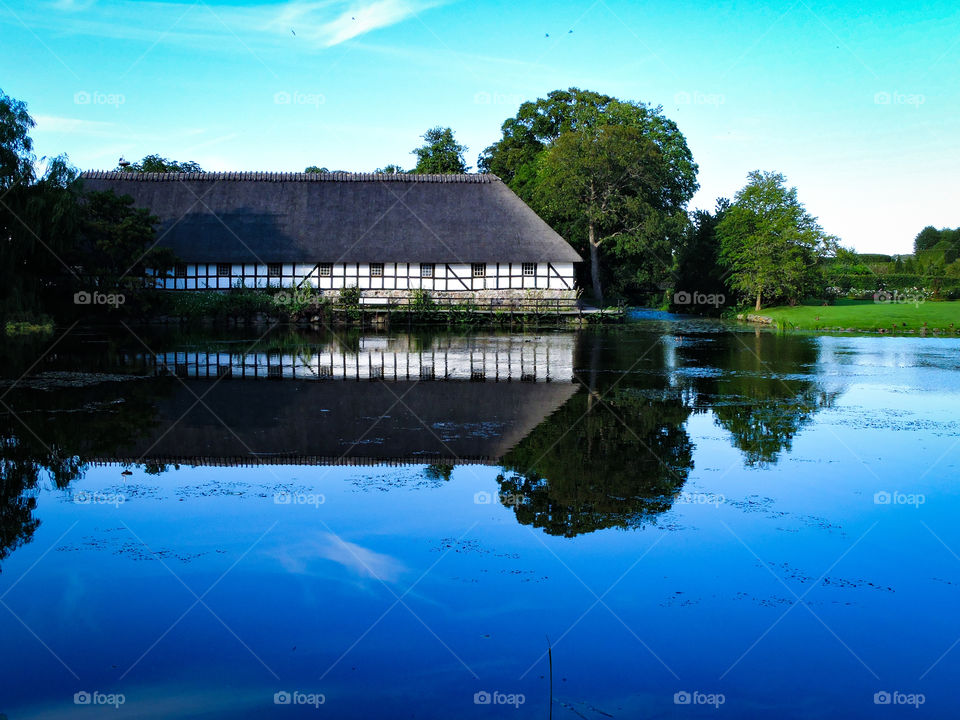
0 321 957 718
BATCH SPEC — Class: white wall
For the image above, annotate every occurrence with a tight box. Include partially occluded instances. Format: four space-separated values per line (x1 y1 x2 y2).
150 262 576 291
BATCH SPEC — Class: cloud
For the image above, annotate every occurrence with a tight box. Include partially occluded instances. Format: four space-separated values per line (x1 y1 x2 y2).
33 115 116 135
33 0 448 48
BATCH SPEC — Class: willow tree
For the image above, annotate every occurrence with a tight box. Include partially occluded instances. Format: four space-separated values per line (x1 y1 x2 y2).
718 171 837 310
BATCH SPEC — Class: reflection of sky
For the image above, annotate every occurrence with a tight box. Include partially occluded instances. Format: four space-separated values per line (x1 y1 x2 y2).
1 334 959 718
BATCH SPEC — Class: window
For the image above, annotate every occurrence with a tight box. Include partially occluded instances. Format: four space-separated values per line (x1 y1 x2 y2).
472 263 486 278
522 262 536 276
370 263 384 277
420 263 434 278
268 263 282 277
175 264 187 278
217 263 231 277
319 263 332 277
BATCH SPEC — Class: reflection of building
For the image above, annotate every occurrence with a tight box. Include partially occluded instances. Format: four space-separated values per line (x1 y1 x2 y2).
136 334 575 383
109 334 578 466
80 171 580 296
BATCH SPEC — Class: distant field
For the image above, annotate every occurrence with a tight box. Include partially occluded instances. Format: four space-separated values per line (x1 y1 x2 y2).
746 299 960 333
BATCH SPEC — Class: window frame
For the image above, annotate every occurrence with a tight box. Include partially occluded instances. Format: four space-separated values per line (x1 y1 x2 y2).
174 263 187 279
420 263 434 278
217 263 232 277
471 263 486 278
370 263 384 277
318 263 333 277
522 262 536 277
267 263 282 278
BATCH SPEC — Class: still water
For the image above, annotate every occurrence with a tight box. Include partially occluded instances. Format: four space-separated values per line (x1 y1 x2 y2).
1 320 958 718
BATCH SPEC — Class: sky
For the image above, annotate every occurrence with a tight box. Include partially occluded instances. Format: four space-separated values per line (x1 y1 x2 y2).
1 0 958 254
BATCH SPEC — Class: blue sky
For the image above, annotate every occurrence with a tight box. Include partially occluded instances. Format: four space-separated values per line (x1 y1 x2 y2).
1 0 958 253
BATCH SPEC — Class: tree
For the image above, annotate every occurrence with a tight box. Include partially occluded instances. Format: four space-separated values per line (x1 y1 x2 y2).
534 125 677 303
304 165 327 173
375 164 405 174
0 90 35 188
412 127 468 174
718 171 838 310
914 226 941 253
71 191 166 293
671 198 731 313
119 154 203 173
480 88 698 302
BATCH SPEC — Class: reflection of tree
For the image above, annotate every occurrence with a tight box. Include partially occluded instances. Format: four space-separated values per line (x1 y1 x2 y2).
497 387 693 537
0 380 168 568
680 332 838 466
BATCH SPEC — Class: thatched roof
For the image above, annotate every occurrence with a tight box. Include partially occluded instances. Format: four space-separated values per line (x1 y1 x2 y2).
80 171 581 264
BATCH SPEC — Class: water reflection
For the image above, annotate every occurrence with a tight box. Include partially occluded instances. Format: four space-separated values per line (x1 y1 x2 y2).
0 326 845 562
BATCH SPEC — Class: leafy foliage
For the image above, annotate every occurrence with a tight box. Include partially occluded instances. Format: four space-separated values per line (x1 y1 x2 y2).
718 171 838 310
412 126 468 174
119 154 203 173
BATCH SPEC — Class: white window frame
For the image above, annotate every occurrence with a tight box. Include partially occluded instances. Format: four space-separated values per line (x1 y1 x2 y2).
217 263 231 277
472 263 485 278
319 263 332 277
522 263 536 276
267 263 282 278
420 263 434 278
370 263 384 277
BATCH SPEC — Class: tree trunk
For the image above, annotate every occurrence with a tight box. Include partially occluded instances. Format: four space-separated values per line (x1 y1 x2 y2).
755 290 762 311
589 222 603 306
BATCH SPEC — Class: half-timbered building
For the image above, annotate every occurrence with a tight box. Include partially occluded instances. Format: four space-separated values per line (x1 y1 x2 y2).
80 171 581 297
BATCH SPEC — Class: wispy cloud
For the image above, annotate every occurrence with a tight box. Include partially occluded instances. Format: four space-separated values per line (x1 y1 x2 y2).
33 114 116 135
25 0 448 49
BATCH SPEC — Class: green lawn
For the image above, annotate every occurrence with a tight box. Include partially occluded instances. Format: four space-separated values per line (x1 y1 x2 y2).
745 299 960 333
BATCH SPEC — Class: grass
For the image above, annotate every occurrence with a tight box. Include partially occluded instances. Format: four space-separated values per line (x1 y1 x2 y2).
747 299 960 333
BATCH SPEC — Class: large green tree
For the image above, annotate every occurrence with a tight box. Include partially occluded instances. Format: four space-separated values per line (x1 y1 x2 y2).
480 88 698 302
412 126 468 174
534 124 679 303
671 198 731 313
718 171 837 310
